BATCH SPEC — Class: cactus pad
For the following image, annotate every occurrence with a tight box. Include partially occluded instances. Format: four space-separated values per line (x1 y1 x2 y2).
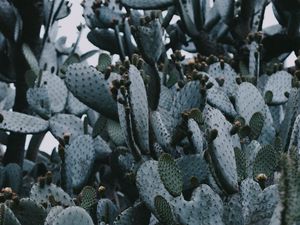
65 63 118 120
203 105 238 193
65 135 96 189
0 111 49 134
158 153 183 197
52 206 94 225
263 70 292 105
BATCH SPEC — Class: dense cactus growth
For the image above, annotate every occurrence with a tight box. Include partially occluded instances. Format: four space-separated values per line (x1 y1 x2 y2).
0 0 300 224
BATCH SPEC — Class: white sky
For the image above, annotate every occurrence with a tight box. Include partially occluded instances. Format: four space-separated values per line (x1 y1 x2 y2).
34 1 296 154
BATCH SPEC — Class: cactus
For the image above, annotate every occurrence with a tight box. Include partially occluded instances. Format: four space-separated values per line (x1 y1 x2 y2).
8 198 47 225
176 154 209 190
263 71 293 105
0 203 21 225
96 198 119 225
27 71 68 117
120 0 173 9
49 113 91 142
203 105 238 194
253 145 277 179
65 63 119 120
0 111 48 134
4 164 22 193
52 206 94 225
44 206 64 225
30 181 74 210
0 0 299 224
207 62 238 97
158 153 183 197
64 135 96 190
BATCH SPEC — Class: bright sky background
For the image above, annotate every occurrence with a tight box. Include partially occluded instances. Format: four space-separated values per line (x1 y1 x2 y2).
33 0 297 154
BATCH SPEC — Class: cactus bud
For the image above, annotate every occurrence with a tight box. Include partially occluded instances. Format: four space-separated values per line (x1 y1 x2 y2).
208 129 218 143
46 171 53 185
98 186 106 198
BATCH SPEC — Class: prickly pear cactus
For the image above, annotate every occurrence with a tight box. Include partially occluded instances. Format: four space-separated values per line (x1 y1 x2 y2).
203 105 238 194
27 71 68 116
0 111 49 134
65 63 119 120
30 182 74 210
49 113 91 142
0 0 300 224
64 135 96 190
0 204 21 225
9 198 47 225
263 70 292 105
96 198 119 224
52 206 94 225
208 62 238 97
125 65 149 153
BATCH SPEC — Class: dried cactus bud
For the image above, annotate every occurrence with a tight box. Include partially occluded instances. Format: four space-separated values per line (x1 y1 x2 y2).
254 32 263 43
208 129 218 143
239 125 251 138
200 87 206 95
38 177 46 188
256 173 268 189
181 112 189 121
63 133 71 145
220 59 225 70
145 15 151 23
125 80 131 88
104 66 111 80
236 76 242 84
112 79 121 89
58 144 65 161
117 97 126 105
234 120 241 127
207 55 218 64
119 65 127 75
216 77 225 86
124 58 130 69
190 176 199 188
120 86 127 96
284 91 290 98
177 80 185 89
206 82 214 89
247 33 254 42
0 193 5 203
295 57 300 69
110 86 118 100
137 58 144 70
203 75 209 82
2 187 12 194
264 91 273 104
46 171 53 185
230 125 239 135
191 70 199 80
256 173 267 182
12 195 20 205
131 54 139 66
98 186 106 198
294 70 300 80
